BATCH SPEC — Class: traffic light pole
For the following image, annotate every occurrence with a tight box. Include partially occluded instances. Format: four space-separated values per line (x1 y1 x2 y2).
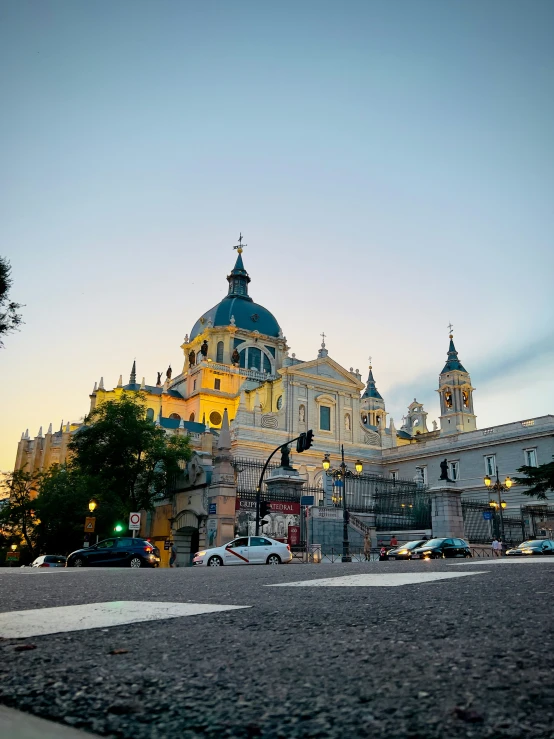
255 434 310 536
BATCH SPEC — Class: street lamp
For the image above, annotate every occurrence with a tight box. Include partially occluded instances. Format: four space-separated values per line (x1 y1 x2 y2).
88 499 98 513
11 544 17 552
484 467 512 541
322 446 363 563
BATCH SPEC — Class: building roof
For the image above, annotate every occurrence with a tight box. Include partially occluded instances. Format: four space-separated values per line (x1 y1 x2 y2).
441 336 467 373
362 367 383 400
123 383 184 399
159 417 206 433
190 252 281 340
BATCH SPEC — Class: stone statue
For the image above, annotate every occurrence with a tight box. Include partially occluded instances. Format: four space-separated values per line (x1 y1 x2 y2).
439 458 452 482
280 444 293 469
230 315 236 326
345 413 351 431
231 348 240 365
299 405 305 423
184 334 189 344
200 340 208 357
432 420 438 431
156 372 162 386
166 365 172 380
188 350 195 366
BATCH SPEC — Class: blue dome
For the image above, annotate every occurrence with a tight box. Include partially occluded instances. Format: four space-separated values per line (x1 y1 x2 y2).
190 295 281 340
189 251 281 340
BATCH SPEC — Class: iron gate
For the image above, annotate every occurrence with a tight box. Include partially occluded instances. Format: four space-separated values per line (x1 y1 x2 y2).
461 500 524 544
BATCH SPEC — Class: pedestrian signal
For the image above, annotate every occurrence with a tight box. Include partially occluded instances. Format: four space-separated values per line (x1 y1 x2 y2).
296 429 314 452
260 501 271 517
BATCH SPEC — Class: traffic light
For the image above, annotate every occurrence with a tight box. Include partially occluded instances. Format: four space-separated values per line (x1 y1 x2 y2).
260 501 271 518
114 523 124 533
296 429 314 453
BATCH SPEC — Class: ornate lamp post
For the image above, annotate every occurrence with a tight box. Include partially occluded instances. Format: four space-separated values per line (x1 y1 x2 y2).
322 445 363 563
88 499 98 513
484 467 512 541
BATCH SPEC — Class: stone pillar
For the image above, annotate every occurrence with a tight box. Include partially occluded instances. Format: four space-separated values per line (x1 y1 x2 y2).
207 409 237 547
265 466 306 545
429 484 466 539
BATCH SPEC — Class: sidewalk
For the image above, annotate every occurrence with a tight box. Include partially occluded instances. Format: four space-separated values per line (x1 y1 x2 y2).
0 705 99 739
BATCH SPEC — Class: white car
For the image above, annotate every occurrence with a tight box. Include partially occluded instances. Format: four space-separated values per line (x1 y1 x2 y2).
193 535 293 566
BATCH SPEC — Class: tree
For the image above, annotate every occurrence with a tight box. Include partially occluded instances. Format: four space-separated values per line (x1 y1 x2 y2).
0 256 23 347
69 392 192 516
0 469 40 556
514 457 554 501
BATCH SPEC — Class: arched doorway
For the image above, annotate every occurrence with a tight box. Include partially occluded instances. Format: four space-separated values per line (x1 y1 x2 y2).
172 509 200 567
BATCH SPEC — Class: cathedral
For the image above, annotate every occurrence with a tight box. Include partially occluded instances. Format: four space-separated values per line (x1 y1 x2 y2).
14 240 554 564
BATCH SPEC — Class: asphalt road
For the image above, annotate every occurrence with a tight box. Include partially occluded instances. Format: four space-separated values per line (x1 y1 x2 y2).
1 558 553 739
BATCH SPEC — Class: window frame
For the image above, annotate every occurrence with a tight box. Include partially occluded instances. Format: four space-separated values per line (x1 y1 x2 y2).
214 379 221 390
415 466 427 485
523 448 538 467
448 460 459 481
484 455 496 477
319 405 331 432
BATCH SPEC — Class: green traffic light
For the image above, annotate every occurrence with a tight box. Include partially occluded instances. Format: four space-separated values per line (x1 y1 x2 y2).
114 523 124 532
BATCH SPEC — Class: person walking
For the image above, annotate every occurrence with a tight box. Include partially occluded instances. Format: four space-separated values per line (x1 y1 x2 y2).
363 533 372 561
390 534 398 547
491 537 500 557
169 543 177 568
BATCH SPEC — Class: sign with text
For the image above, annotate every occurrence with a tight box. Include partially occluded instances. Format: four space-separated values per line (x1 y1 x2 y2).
6 551 20 561
208 503 217 515
164 540 172 550
128 512 141 531
236 499 300 514
84 517 96 532
288 525 301 546
482 511 493 521
300 496 315 506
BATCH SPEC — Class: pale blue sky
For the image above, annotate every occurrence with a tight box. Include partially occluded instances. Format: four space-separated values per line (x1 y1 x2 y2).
1 0 553 468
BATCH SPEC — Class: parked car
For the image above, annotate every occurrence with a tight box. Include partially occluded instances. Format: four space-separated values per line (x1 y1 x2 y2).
31 555 67 568
411 538 472 559
193 535 293 566
386 540 428 560
505 539 554 556
66 537 161 568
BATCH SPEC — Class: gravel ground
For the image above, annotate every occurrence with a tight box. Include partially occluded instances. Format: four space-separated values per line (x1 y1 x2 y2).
0 559 553 739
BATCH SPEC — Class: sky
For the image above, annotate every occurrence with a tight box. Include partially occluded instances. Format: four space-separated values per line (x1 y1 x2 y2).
1 0 553 470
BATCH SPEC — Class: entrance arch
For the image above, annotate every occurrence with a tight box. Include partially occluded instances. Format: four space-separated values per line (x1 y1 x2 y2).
172 509 200 567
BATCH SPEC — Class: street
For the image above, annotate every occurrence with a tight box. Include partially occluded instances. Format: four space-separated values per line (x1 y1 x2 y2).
0 559 553 739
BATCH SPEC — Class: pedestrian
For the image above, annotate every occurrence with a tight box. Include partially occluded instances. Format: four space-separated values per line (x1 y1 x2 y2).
363 533 371 561
491 537 500 557
500 538 507 556
390 534 398 547
169 543 177 568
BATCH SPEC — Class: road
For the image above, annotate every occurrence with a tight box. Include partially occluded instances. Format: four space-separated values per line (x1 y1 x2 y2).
0 558 553 739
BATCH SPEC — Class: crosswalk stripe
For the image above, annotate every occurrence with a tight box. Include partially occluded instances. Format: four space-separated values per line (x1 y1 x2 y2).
449 558 554 566
0 601 250 639
267 571 489 587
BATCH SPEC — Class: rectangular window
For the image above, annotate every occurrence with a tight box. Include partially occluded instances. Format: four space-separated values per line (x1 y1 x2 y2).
193 380 197 391
214 379 221 390
390 471 398 482
524 448 538 467
449 461 459 481
484 455 495 476
320 406 331 431
415 466 427 485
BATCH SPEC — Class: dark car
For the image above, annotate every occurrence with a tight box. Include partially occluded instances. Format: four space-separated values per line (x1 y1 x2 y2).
411 537 472 559
66 537 161 568
386 540 428 560
506 539 554 556
31 554 67 568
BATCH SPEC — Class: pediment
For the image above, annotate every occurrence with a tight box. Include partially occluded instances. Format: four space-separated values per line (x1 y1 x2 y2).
280 357 364 389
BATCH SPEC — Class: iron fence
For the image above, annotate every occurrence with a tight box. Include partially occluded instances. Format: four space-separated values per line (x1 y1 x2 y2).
461 500 524 545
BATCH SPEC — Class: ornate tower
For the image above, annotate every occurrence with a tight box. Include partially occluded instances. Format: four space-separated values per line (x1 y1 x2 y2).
404 399 429 435
437 332 476 435
360 363 387 431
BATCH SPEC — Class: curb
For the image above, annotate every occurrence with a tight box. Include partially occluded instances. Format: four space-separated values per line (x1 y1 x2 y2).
0 705 101 739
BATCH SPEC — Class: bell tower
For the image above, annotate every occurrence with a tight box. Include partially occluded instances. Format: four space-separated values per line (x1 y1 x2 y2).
360 361 387 431
437 329 476 435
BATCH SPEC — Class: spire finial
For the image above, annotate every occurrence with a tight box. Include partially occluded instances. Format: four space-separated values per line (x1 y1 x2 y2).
320 331 326 348
233 232 246 255
368 354 372 369
447 322 454 338
130 359 136 385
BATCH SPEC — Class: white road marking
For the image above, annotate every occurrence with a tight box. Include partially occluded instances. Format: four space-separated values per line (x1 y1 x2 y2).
268 571 489 587
449 558 554 566
0 601 250 639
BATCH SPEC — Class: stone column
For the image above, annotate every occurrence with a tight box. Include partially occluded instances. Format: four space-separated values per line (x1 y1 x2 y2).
429 484 466 539
207 409 237 547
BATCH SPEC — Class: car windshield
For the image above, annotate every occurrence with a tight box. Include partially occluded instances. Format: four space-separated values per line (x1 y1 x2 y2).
402 541 425 549
418 539 445 548
517 540 544 548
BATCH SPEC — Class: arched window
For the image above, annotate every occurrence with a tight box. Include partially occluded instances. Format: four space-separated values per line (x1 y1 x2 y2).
249 347 261 371
189 413 195 422
216 341 224 363
146 408 155 421
169 413 181 421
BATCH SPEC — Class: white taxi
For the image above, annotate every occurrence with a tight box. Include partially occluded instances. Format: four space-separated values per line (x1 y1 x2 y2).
193 535 293 566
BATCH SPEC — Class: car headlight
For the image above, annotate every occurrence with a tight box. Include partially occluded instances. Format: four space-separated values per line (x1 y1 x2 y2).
422 551 433 556
397 550 408 555
195 551 206 557
521 549 533 554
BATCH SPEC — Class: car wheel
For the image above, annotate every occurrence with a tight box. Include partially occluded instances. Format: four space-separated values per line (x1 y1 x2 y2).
73 558 85 567
464 552 472 558
207 556 223 567
267 554 281 565
129 557 142 568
